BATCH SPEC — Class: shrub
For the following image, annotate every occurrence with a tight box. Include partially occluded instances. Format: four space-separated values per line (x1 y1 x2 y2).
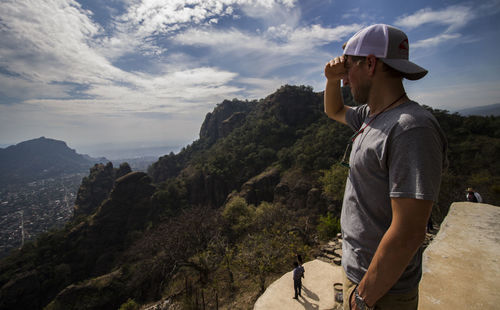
118 298 140 310
317 212 341 240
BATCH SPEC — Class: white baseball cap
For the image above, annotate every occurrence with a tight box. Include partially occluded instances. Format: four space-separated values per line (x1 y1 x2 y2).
343 24 428 80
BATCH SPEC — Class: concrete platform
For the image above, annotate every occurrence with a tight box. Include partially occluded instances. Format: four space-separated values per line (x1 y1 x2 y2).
253 260 343 310
254 202 500 310
419 202 500 309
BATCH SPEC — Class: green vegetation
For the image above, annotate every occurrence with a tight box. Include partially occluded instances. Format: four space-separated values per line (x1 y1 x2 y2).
1 85 499 310
118 299 140 310
317 212 341 241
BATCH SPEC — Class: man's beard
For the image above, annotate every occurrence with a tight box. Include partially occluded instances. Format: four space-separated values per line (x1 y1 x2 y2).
352 79 371 104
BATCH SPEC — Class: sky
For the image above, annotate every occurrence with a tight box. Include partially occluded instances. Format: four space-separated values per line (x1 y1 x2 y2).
1 0 500 156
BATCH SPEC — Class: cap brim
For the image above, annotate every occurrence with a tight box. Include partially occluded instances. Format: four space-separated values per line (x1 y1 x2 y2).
380 58 428 80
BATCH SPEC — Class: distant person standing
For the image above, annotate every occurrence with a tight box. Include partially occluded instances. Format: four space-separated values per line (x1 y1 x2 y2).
292 261 304 299
466 187 483 203
324 24 447 310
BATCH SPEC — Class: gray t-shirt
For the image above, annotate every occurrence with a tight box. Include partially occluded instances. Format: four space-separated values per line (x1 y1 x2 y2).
341 100 447 293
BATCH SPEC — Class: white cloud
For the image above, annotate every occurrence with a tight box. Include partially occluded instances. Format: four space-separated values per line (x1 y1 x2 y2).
175 23 361 57
412 33 461 49
0 0 108 84
395 5 473 32
173 23 361 80
117 0 299 50
0 0 244 114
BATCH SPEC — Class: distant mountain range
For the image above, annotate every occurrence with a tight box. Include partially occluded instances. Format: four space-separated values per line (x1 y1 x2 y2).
455 103 500 116
0 137 107 186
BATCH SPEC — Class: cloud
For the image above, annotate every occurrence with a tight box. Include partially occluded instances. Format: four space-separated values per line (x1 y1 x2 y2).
0 0 245 113
394 5 481 51
0 0 358 147
394 5 473 32
0 0 108 84
173 23 361 76
412 33 462 49
115 0 299 56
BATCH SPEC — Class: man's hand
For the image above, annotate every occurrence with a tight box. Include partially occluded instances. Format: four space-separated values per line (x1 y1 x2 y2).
324 56 346 81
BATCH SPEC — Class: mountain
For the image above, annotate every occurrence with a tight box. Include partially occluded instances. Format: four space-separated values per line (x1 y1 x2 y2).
455 103 500 116
1 86 499 310
0 137 107 186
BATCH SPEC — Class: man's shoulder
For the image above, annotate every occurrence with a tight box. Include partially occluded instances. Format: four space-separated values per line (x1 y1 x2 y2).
393 101 439 130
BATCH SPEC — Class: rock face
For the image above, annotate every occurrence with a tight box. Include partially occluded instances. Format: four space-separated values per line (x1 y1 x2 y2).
259 85 322 128
273 170 328 211
74 162 132 217
77 171 156 276
199 99 253 145
238 167 281 206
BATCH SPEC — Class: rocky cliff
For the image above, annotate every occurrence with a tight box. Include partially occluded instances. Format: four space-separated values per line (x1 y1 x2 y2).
74 162 132 217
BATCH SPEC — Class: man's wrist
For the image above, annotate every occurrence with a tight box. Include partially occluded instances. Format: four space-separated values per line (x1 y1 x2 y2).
354 287 375 310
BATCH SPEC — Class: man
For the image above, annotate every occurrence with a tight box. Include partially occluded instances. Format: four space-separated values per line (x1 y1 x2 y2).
465 187 483 203
292 261 304 299
323 24 447 310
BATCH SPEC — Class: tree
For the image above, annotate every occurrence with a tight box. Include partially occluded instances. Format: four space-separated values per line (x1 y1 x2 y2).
320 164 349 204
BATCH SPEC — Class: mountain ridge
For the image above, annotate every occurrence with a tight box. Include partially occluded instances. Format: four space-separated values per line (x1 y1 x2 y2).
0 136 107 186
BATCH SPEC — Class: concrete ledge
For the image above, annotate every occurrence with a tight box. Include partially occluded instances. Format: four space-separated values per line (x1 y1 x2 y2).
420 202 500 309
254 260 343 310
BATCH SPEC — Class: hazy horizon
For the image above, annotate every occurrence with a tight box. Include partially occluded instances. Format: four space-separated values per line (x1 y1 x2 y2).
0 137 187 160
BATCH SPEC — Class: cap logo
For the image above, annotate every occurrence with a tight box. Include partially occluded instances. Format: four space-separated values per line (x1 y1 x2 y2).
399 39 409 58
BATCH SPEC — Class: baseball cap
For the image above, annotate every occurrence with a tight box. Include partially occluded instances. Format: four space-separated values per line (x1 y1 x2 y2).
343 24 428 80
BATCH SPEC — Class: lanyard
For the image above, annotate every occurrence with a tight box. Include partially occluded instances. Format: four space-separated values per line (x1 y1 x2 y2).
350 93 406 142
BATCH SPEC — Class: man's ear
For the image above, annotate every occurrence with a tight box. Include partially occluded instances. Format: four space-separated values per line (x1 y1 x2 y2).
366 54 377 76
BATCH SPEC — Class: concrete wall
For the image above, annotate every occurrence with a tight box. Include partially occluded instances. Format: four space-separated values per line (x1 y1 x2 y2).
419 202 500 309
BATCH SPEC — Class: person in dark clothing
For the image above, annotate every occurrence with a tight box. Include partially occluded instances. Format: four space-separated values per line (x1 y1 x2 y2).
466 187 482 203
292 261 305 299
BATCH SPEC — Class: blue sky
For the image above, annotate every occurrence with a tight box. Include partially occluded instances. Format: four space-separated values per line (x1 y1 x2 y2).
1 0 499 156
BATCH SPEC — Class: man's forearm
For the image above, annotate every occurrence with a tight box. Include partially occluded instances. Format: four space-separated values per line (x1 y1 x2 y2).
357 226 425 306
324 79 343 118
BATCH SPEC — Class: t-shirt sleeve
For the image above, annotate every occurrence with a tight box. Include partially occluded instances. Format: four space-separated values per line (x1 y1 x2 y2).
388 127 444 201
345 104 369 132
